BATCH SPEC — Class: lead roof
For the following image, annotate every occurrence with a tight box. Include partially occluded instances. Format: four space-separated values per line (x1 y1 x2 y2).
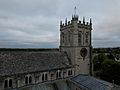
71 74 113 90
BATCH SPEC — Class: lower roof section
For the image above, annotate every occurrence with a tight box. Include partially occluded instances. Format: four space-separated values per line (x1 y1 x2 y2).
5 75 120 90
71 74 120 90
12 79 69 90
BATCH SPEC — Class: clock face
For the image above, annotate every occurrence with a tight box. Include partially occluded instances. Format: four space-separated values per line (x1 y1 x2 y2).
80 48 88 57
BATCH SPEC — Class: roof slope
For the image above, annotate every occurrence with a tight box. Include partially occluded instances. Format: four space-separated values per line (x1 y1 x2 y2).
71 74 113 90
0 51 70 76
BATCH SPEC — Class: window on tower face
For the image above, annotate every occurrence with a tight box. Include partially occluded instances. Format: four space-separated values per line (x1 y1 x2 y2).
62 32 64 44
85 32 89 45
68 31 71 44
78 31 82 46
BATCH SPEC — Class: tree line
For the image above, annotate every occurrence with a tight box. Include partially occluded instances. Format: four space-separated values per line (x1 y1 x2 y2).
93 53 120 85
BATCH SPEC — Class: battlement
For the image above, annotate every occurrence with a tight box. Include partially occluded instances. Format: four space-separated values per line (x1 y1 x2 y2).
60 15 92 30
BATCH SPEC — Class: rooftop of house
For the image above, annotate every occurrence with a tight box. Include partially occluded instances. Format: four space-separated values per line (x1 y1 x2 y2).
0 49 71 77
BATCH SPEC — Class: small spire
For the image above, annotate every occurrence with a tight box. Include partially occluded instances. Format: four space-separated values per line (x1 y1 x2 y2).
90 18 92 26
72 7 78 21
83 17 85 24
60 20 62 25
65 18 67 23
74 6 77 15
65 18 67 25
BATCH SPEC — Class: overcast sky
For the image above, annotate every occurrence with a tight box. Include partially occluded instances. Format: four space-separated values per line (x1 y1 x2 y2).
0 0 120 48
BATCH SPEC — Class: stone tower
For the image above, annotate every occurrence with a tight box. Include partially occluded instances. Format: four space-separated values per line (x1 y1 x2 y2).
60 14 92 75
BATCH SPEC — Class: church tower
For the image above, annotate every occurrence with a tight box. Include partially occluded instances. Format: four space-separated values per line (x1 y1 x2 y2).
60 14 92 75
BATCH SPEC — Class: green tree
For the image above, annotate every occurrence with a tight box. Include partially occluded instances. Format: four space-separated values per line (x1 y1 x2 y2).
100 60 120 85
93 53 107 71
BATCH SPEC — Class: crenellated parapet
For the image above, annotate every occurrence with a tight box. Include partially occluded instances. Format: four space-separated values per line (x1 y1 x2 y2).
60 15 92 30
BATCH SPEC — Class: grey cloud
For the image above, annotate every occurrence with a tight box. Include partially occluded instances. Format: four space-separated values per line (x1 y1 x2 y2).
93 40 120 48
0 0 120 48
0 0 62 48
0 41 58 48
93 11 120 47
0 0 61 16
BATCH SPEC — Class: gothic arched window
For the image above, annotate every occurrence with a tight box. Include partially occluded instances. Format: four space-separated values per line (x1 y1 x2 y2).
25 77 28 85
68 70 71 76
45 74 48 81
56 71 61 79
56 72 59 79
68 70 72 76
9 79 13 87
4 80 8 88
70 70 72 75
78 31 82 46
59 72 61 78
29 76 32 84
42 74 44 81
42 73 48 81
4 79 13 89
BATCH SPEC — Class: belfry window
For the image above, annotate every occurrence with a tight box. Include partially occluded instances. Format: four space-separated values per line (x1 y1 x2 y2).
85 32 89 44
78 31 82 46
68 31 71 44
62 32 64 43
